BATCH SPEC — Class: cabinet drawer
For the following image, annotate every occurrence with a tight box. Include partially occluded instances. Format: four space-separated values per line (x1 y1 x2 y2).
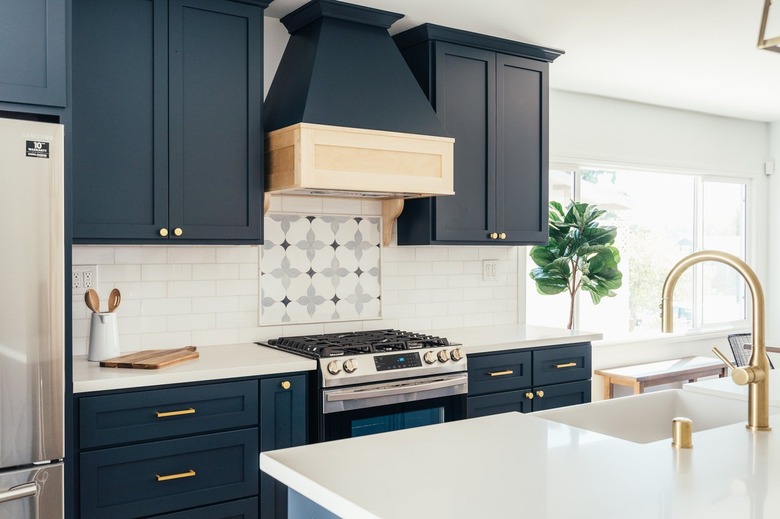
467 390 532 418
150 497 258 518
80 380 258 448
532 343 591 386
531 380 591 412
80 429 258 519
468 351 532 396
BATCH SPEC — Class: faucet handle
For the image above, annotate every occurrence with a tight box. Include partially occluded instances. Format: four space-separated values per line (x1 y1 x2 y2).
712 347 736 370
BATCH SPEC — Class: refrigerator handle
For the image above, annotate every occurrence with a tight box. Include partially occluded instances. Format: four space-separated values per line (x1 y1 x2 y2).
0 482 38 504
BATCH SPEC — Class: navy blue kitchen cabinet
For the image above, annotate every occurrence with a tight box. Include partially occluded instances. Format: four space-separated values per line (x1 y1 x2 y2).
467 343 591 418
71 0 267 243
75 374 308 519
393 25 562 245
260 375 308 519
0 0 66 108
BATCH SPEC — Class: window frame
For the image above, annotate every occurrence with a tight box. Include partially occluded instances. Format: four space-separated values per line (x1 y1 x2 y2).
525 161 752 340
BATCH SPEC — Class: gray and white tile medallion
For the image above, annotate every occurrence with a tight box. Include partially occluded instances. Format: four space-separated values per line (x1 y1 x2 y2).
261 214 382 324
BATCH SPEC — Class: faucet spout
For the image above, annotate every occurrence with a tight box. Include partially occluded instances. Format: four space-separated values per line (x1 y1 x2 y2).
660 250 771 431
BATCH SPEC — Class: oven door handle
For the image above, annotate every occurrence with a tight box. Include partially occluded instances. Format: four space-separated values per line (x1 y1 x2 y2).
325 374 467 402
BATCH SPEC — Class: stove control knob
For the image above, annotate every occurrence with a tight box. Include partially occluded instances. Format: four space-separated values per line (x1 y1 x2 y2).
437 349 449 363
423 351 437 364
327 361 342 375
343 359 358 373
450 348 464 362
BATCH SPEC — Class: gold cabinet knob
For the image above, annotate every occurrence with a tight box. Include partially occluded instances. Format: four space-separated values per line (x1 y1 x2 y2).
498 232 507 240
536 390 545 398
280 380 291 390
159 228 169 237
489 232 498 240
525 392 534 400
173 227 183 237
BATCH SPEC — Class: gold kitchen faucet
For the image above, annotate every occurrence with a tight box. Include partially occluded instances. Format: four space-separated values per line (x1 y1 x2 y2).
661 251 771 432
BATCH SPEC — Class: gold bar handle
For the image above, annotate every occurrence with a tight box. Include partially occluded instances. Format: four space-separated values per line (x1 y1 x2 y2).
156 408 196 418
488 370 514 377
554 362 577 369
156 470 196 482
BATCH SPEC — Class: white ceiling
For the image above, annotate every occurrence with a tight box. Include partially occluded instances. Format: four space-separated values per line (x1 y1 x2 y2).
265 0 780 123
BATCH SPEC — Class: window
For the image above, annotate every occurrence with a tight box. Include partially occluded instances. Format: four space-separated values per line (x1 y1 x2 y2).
526 167 748 339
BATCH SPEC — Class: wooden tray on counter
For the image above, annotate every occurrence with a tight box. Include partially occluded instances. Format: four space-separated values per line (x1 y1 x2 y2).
99 346 199 369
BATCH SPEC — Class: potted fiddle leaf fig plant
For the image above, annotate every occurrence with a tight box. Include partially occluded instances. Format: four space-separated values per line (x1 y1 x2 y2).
529 201 623 330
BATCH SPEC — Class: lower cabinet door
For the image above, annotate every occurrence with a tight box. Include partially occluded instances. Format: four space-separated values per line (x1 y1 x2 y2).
531 380 591 412
80 429 258 519
467 389 532 418
150 497 258 518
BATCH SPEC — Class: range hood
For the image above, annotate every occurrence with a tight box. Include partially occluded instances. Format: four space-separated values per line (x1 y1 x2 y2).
264 0 454 243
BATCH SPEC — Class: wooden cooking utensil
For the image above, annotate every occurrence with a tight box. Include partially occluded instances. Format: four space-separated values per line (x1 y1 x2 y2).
84 289 100 313
108 288 121 313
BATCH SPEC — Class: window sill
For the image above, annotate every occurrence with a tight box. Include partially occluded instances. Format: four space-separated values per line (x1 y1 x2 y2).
593 325 750 349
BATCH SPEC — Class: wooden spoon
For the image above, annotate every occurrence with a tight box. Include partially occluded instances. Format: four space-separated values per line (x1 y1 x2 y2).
84 289 100 313
108 288 122 313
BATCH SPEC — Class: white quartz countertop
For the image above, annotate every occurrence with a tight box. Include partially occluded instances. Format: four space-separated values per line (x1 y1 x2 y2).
73 343 316 393
425 324 602 354
261 410 780 519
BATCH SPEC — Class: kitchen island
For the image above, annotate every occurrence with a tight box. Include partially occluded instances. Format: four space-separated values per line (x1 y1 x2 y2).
261 409 780 518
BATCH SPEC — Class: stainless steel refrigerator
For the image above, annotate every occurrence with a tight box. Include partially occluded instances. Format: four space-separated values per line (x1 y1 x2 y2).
0 117 64 518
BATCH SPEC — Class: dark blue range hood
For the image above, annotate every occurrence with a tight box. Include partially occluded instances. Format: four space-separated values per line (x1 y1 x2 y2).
264 0 448 138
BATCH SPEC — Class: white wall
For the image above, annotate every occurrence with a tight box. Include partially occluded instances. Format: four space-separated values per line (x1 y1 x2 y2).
767 122 780 341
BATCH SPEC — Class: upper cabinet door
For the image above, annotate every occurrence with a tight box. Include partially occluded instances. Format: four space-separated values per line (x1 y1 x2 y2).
0 0 66 107
71 0 170 241
432 43 496 243
495 54 549 243
167 0 263 241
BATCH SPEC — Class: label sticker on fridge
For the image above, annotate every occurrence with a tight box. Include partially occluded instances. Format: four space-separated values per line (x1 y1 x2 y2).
26 140 50 159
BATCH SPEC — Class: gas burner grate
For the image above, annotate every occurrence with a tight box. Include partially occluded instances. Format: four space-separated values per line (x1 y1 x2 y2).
261 329 450 358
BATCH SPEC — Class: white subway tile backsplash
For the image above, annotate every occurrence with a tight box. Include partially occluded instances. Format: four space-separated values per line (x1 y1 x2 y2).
192 296 240 314
73 246 115 264
72 197 520 355
142 298 192 316
193 264 240 280
168 280 216 298
142 264 192 281
168 247 216 264
216 246 259 264
116 246 167 264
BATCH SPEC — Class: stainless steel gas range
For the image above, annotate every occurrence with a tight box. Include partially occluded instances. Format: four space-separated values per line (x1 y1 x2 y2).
258 329 467 442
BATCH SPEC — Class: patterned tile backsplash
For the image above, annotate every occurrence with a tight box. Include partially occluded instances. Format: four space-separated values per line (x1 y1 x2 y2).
71 196 519 355
261 214 381 324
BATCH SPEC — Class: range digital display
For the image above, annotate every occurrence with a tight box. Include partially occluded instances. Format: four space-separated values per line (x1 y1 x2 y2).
374 352 422 371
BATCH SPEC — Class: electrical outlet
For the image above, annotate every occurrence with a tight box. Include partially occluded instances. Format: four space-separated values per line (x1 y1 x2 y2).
482 260 499 282
72 265 98 295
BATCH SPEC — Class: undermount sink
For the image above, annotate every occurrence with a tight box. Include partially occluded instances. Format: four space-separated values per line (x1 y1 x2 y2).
534 389 756 444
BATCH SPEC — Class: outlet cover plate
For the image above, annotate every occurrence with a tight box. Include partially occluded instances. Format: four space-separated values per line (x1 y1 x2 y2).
72 265 98 295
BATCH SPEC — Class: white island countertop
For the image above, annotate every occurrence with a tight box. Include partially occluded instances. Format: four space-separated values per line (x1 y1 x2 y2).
426 324 602 354
261 410 780 518
73 343 316 393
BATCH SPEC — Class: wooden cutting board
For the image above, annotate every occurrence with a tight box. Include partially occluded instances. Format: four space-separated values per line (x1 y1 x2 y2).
99 346 199 369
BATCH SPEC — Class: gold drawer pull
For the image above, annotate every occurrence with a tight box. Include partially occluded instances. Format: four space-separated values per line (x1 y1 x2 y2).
281 380 291 390
536 390 545 398
555 362 577 369
488 370 514 377
156 408 196 418
525 392 534 400
156 469 196 482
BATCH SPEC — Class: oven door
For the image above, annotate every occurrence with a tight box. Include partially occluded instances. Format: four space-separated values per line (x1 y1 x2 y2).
319 373 467 442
